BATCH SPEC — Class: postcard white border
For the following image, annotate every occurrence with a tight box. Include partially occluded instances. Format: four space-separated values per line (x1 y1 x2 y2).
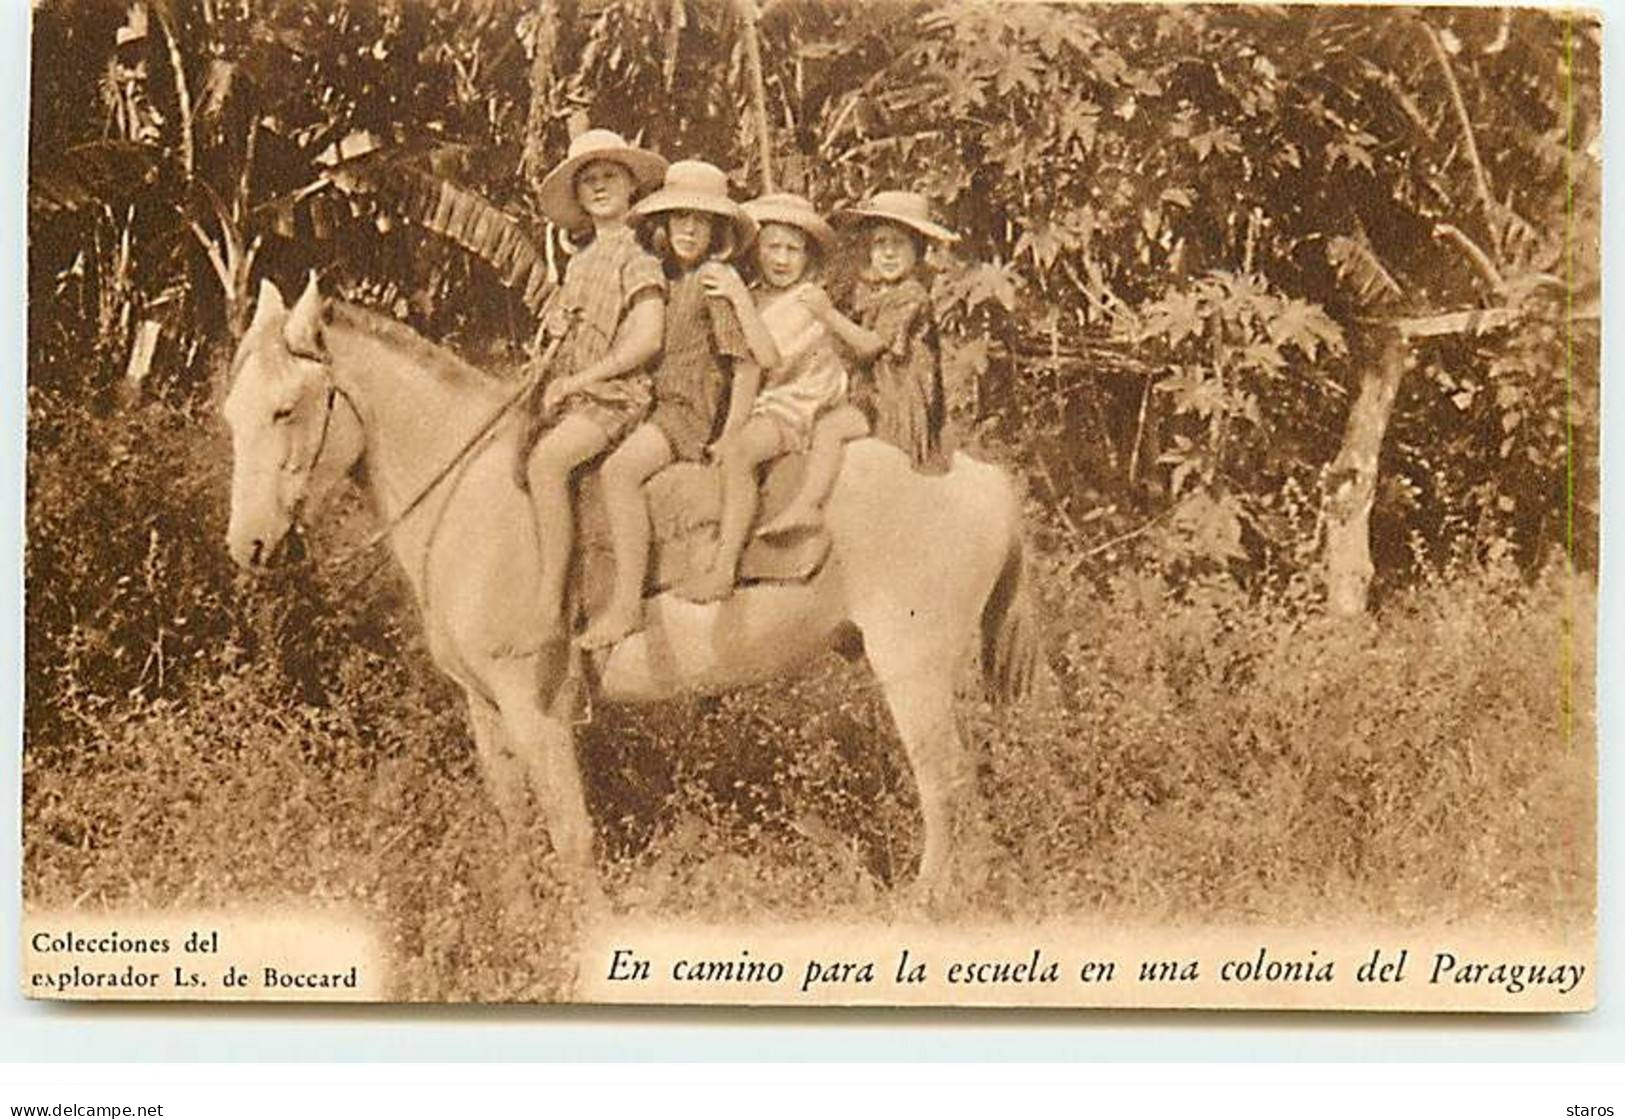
3 0 1620 1060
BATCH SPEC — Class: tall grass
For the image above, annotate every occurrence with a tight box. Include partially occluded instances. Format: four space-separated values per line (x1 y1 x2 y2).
23 396 1594 999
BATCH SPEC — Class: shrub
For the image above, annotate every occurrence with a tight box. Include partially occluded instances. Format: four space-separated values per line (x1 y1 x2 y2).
25 390 1593 999
971 558 1595 925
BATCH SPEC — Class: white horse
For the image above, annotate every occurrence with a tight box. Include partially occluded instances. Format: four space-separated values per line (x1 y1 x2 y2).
224 277 1036 914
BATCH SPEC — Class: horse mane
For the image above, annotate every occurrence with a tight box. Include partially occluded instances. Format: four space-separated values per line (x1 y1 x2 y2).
324 301 507 389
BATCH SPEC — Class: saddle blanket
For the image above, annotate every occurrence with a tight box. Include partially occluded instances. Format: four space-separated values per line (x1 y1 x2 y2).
571 454 831 619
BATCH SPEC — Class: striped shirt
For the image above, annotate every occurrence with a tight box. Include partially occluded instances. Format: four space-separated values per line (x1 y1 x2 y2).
542 225 666 416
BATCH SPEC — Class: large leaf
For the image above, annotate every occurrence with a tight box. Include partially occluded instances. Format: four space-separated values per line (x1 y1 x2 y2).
31 141 167 215
1326 232 1404 309
324 142 554 314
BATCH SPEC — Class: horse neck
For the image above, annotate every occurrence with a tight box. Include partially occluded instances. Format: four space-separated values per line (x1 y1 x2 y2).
326 322 509 551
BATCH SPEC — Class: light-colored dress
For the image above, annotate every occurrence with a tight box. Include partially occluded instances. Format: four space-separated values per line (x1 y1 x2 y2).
749 282 848 451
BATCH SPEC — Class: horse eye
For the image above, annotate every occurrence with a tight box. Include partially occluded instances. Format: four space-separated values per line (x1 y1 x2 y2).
272 406 295 423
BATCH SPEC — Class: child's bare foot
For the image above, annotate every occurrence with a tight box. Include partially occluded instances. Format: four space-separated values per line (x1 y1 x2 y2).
576 602 643 650
676 565 736 603
754 504 822 539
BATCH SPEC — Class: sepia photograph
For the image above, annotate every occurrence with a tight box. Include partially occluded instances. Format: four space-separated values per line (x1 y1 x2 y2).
21 0 1599 1008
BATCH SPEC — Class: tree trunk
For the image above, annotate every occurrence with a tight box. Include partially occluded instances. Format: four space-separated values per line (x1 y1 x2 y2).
736 0 774 194
523 0 577 201
122 318 162 402
1322 328 1407 615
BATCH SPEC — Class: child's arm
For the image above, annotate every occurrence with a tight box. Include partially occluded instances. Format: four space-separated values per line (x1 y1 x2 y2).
564 292 664 389
543 291 663 410
716 359 762 450
700 263 781 372
798 285 884 362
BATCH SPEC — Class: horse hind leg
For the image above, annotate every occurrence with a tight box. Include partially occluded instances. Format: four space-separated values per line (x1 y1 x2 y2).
863 630 984 912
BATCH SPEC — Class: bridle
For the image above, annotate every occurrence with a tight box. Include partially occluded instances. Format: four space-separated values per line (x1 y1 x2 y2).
282 345 356 532
274 325 565 575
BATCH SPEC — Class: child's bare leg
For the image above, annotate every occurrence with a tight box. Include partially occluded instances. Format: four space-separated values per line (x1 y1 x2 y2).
578 423 672 650
525 413 610 642
757 404 868 538
681 419 784 603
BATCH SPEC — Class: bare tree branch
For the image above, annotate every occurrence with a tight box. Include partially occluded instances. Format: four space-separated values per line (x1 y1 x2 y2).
1432 221 1505 292
234 117 258 225
187 220 232 295
1074 507 1175 565
152 5 195 179
1420 18 1495 223
1394 308 1516 339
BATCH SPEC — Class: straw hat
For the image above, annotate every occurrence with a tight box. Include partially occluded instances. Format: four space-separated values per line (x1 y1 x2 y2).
630 160 757 253
536 129 668 231
834 190 959 244
742 192 837 256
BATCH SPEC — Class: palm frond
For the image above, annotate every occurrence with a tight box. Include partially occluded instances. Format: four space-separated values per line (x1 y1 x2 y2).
31 141 167 215
325 142 554 314
1326 230 1404 309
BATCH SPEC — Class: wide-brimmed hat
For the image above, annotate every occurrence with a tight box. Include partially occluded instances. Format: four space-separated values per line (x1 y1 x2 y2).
834 190 959 244
536 129 668 231
630 160 757 254
743 192 837 256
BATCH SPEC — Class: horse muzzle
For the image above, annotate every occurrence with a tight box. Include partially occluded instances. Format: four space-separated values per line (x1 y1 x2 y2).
227 520 305 572
228 530 276 572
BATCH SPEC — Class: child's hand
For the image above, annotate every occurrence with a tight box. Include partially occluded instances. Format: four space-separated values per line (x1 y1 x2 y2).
698 262 749 306
794 284 834 320
542 374 579 413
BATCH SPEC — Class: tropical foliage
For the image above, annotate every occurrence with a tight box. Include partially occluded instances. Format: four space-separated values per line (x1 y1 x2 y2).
31 0 1599 583
25 1 1598 992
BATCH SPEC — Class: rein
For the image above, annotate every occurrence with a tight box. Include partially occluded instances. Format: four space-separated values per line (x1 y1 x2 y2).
316 327 568 574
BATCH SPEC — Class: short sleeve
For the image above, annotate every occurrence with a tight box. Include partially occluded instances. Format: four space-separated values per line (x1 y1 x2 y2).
621 248 667 309
706 294 752 362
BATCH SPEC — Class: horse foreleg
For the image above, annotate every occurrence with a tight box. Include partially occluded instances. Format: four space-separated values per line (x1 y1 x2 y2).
865 637 981 911
467 693 530 828
484 659 607 920
466 693 540 922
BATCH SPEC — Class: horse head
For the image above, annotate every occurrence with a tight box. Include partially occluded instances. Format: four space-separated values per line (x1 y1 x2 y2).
222 275 364 570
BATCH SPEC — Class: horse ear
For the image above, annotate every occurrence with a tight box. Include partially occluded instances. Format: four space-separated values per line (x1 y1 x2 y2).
249 278 286 334
283 272 325 359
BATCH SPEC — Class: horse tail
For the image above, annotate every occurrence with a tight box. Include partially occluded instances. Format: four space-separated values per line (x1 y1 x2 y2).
980 523 1039 706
